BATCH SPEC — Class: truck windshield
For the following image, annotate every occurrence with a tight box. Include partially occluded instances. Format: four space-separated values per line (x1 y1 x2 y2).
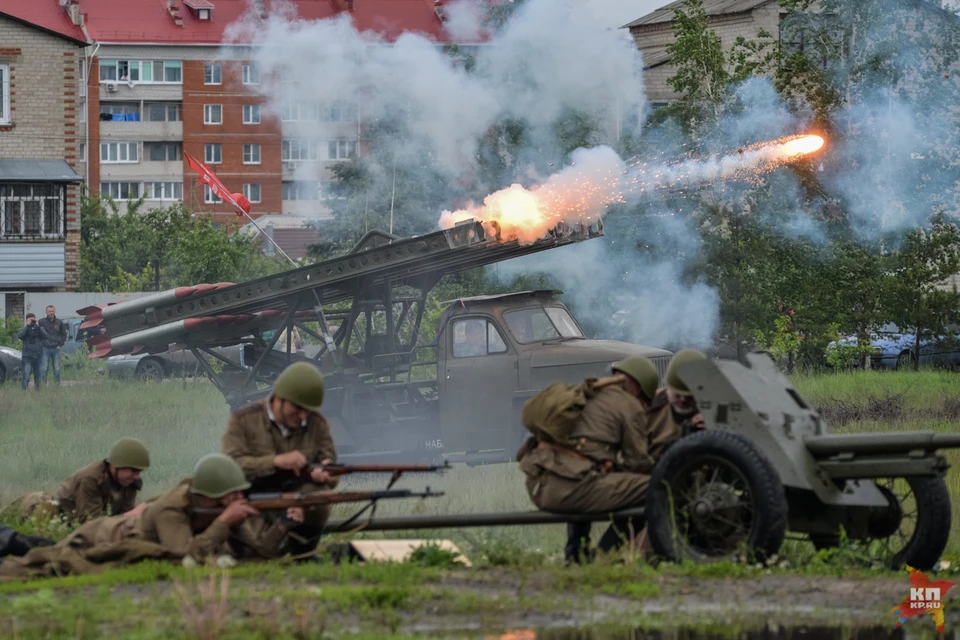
504 307 584 344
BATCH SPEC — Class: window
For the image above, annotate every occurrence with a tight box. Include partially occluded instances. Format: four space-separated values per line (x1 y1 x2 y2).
149 182 182 200
0 184 65 238
99 60 182 84
204 104 222 124
99 102 140 121
504 307 584 344
205 143 222 164
100 182 142 200
243 143 261 164
145 142 181 162
281 101 320 122
243 183 261 203
323 101 358 122
204 185 222 204
204 64 221 85
280 66 294 82
147 102 181 122
281 101 300 121
0 64 8 125
282 181 319 200
281 139 318 161
452 318 507 358
79 98 86 123
78 59 86 97
79 143 86 161
100 142 139 163
242 63 260 85
242 104 260 124
328 140 357 159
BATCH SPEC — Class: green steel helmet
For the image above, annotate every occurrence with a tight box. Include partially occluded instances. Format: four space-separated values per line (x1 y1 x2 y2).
106 438 150 470
190 454 251 499
611 356 659 402
665 348 708 396
273 361 325 412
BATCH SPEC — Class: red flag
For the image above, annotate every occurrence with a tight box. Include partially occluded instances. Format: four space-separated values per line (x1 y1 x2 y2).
184 152 250 216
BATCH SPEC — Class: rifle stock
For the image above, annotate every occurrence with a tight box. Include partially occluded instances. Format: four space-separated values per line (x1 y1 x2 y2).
190 488 445 516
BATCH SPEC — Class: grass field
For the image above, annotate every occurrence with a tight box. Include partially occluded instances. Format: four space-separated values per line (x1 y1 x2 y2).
1 369 958 554
0 369 958 638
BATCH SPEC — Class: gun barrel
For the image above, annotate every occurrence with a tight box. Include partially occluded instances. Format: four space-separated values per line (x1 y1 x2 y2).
805 431 960 457
324 506 647 533
316 462 450 476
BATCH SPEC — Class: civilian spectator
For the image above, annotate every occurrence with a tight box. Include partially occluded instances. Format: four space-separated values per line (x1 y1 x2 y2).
38 305 67 385
17 314 48 391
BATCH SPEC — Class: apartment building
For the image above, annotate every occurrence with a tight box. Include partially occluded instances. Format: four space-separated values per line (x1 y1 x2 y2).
0 7 87 316
68 0 456 226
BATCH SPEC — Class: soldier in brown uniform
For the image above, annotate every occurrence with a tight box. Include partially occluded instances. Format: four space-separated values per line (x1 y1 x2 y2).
517 356 680 564
0 454 301 578
221 361 336 557
12 438 150 524
647 349 708 437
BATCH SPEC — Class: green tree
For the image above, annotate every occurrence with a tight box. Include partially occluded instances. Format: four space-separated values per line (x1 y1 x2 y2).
885 214 960 370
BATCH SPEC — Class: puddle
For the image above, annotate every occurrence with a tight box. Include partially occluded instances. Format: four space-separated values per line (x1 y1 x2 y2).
436 625 954 640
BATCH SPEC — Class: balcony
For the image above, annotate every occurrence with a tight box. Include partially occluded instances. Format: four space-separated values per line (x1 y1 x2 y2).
99 160 183 180
100 120 182 140
99 83 182 102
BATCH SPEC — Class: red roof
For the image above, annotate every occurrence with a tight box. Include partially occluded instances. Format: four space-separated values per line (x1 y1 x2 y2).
66 0 462 45
0 3 87 44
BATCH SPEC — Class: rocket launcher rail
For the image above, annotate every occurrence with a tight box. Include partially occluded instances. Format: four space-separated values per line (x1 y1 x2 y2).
80 219 602 356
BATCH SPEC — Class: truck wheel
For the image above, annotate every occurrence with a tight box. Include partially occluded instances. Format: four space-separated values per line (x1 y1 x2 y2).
646 430 788 565
811 476 950 571
136 358 165 381
0 363 5 385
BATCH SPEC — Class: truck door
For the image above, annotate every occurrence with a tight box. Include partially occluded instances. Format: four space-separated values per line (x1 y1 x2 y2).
439 316 519 455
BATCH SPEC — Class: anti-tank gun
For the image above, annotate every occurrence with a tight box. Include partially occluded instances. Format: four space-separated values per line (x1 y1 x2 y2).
78 219 671 466
644 351 959 571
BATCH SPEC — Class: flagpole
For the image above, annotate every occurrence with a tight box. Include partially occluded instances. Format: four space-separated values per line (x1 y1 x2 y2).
184 152 339 355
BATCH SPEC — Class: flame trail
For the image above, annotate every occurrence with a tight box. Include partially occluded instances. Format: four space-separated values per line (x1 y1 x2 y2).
438 134 825 244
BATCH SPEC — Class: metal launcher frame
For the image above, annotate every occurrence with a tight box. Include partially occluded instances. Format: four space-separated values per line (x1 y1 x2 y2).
79 218 604 409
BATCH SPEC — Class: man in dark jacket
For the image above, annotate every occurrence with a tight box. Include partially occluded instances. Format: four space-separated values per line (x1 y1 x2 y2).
38 305 67 385
17 314 48 390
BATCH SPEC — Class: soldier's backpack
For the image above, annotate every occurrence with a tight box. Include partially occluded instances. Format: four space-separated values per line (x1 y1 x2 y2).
521 381 589 445
521 375 625 445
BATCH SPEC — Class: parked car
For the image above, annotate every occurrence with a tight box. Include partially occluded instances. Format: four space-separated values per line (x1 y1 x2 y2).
0 344 21 385
827 323 960 370
106 344 246 381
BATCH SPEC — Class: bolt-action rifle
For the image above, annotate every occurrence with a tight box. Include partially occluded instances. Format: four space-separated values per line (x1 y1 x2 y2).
252 460 451 493
190 487 445 516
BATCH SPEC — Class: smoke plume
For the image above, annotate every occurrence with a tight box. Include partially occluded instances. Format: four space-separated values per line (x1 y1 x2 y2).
220 0 960 353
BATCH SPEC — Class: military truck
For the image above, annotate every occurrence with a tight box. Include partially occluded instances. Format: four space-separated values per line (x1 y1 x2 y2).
79 219 671 465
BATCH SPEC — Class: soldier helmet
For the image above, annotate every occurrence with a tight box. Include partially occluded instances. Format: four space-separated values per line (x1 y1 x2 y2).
273 361 325 412
106 438 150 470
190 453 251 499
665 348 708 396
611 356 659 402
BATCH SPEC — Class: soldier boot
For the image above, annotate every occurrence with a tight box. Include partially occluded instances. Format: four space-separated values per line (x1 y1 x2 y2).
597 516 643 554
0 525 55 558
564 521 593 565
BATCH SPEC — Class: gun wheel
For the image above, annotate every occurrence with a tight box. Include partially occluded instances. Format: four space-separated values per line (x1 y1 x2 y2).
811 475 950 571
646 430 788 565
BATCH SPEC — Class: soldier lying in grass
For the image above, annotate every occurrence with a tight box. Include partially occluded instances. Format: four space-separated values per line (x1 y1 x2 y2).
10 437 150 525
0 454 303 580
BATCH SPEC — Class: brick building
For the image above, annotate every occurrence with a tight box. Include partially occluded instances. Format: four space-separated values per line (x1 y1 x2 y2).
0 7 87 318
69 0 460 227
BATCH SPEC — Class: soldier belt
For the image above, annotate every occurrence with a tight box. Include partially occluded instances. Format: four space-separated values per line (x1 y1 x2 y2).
536 441 614 473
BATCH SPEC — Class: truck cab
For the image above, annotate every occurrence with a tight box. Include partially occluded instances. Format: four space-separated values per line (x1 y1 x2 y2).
432 290 672 464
